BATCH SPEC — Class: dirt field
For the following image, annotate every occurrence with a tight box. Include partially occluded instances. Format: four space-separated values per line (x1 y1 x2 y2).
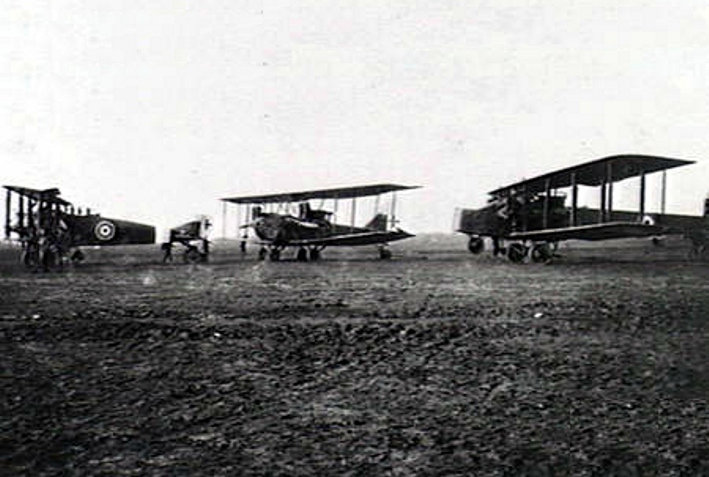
2 235 709 476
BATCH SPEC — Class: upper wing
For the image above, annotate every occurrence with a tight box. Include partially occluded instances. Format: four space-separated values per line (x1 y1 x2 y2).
508 222 666 242
489 155 694 197
222 184 420 204
4 185 72 206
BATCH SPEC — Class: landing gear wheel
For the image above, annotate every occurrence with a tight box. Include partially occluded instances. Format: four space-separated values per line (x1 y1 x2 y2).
296 248 308 262
269 248 281 261
184 246 201 263
531 243 552 263
507 242 527 264
309 248 321 261
258 247 267 261
468 236 484 254
71 249 85 263
379 247 392 260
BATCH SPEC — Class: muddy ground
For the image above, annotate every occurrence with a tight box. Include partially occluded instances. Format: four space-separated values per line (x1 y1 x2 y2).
1 235 709 476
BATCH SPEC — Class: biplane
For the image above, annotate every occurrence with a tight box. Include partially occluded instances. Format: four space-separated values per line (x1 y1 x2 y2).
455 154 709 263
221 183 419 261
4 185 155 270
162 216 212 263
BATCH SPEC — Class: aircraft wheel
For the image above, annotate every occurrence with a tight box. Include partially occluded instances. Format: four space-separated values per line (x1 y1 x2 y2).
467 236 484 254
269 249 281 261
297 248 308 262
507 242 527 264
184 246 201 263
71 249 85 263
531 243 552 263
258 247 267 261
309 248 320 261
379 247 392 260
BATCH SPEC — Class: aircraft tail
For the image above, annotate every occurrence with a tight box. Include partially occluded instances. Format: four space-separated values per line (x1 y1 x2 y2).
365 213 388 231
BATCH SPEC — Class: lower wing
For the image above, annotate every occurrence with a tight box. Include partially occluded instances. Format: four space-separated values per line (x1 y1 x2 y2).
288 229 415 247
508 222 665 242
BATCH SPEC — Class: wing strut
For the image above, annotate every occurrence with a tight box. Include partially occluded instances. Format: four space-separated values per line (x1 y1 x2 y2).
607 161 614 221
19 195 26 232
661 170 667 214
350 197 357 231
639 170 646 218
570 172 578 226
390 192 398 230
4 188 11 239
520 185 528 231
599 176 607 223
542 179 551 229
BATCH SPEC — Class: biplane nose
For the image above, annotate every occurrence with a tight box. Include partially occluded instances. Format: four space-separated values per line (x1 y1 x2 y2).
253 214 283 241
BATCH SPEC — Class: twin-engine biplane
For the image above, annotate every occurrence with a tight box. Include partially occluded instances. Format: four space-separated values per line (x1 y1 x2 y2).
221 183 419 261
162 216 212 263
4 185 155 270
455 154 709 263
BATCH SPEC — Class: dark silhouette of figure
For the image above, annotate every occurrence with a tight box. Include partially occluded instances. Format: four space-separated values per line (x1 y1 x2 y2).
202 239 210 262
161 242 173 263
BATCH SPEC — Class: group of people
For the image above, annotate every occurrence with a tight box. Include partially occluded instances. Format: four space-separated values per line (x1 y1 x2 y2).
15 205 71 271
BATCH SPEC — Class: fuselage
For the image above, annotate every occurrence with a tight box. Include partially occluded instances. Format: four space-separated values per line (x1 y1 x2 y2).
253 212 408 246
60 213 155 246
253 213 336 244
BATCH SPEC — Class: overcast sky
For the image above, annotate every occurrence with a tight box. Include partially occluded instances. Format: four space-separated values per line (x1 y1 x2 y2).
3 1 709 238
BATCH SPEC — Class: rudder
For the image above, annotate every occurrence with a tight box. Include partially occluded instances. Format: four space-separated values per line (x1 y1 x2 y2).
365 213 388 231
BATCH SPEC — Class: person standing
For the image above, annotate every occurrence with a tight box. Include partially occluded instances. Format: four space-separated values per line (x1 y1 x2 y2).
161 242 173 263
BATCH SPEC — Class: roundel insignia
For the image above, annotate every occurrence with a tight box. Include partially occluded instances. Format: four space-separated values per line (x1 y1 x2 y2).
642 215 656 226
94 220 116 241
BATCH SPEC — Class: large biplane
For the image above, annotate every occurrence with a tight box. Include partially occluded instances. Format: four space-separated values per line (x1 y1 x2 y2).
455 154 709 263
4 185 155 270
221 183 419 261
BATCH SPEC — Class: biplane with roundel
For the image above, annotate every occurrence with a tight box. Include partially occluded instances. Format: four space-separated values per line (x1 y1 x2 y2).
455 154 709 263
4 185 155 270
221 183 420 261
